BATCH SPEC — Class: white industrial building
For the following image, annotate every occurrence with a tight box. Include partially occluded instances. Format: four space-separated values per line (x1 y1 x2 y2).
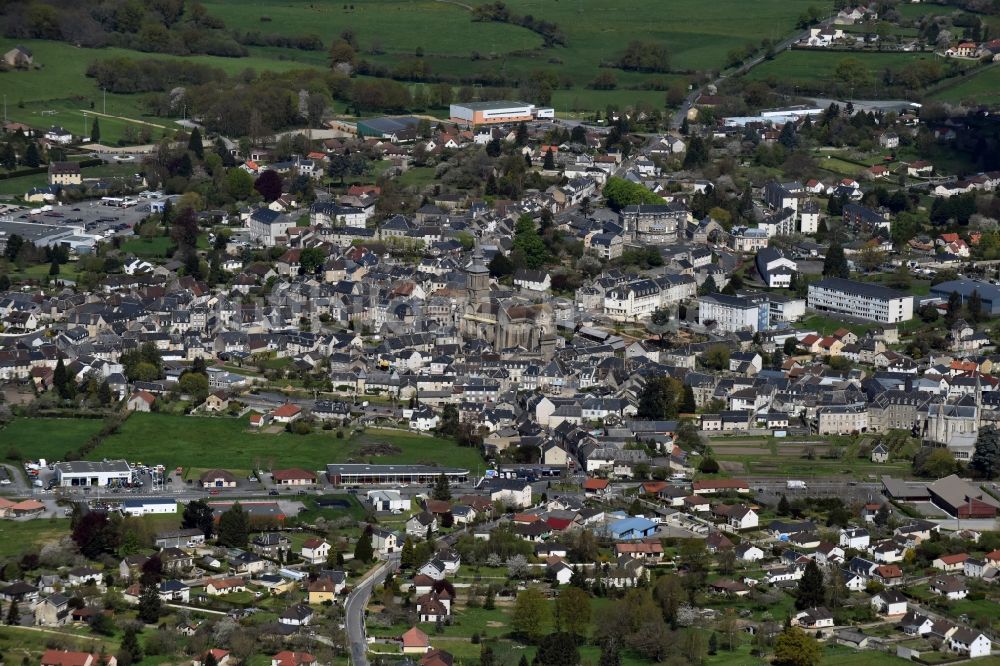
121 498 178 516
449 100 554 127
808 278 914 323
366 489 412 513
54 460 132 487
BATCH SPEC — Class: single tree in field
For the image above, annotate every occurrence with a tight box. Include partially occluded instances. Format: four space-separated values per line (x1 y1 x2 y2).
91 118 101 144
772 626 821 666
511 587 549 642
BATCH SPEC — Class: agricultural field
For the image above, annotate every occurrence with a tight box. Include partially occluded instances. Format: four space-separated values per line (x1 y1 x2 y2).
85 413 485 471
930 63 1000 106
0 38 319 145
202 0 817 106
744 49 952 87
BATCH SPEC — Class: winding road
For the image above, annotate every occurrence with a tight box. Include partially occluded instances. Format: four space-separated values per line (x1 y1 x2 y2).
345 557 398 666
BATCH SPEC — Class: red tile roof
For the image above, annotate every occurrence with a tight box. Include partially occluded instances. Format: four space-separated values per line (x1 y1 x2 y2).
41 651 97 666
402 626 430 648
272 468 316 482
273 404 301 418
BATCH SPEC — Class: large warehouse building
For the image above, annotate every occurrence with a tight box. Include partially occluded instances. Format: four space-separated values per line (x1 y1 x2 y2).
449 101 554 127
930 279 1000 316
54 460 132 487
326 463 469 486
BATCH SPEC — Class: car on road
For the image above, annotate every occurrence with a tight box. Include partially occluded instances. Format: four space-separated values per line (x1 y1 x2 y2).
209 489 220 495
268 489 279 496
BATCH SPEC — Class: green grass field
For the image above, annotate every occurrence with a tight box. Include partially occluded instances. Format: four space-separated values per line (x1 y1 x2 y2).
0 38 321 143
1 417 106 462
199 0 816 108
0 519 71 558
0 625 119 663
119 236 176 258
89 414 484 471
203 0 818 74
745 49 957 85
203 0 543 57
930 63 1000 105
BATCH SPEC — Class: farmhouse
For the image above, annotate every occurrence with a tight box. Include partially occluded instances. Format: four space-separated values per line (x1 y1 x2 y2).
48 162 81 186
3 45 32 67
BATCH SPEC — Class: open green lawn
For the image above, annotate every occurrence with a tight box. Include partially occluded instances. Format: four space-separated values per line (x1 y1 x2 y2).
396 167 437 189
0 625 118 661
0 160 146 201
797 314 877 337
119 236 176 258
930 63 1000 105
0 519 71 558
0 417 106 462
86 413 484 471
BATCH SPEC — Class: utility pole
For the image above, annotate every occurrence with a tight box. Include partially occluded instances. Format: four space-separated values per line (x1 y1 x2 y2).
103 88 106 115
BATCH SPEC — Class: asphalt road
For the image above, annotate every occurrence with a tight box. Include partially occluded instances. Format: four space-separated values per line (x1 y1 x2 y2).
345 558 398 666
670 23 819 130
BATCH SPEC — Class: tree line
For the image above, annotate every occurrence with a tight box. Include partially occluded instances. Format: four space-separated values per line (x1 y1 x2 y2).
471 1 566 46
86 57 228 94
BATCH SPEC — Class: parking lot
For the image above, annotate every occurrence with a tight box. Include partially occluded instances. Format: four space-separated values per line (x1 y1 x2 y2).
0 193 170 244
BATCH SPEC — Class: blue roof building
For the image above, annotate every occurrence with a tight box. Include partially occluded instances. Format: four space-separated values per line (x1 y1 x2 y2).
609 516 657 540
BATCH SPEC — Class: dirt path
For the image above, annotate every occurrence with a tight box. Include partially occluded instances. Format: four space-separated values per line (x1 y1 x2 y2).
434 0 473 10
78 109 171 130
